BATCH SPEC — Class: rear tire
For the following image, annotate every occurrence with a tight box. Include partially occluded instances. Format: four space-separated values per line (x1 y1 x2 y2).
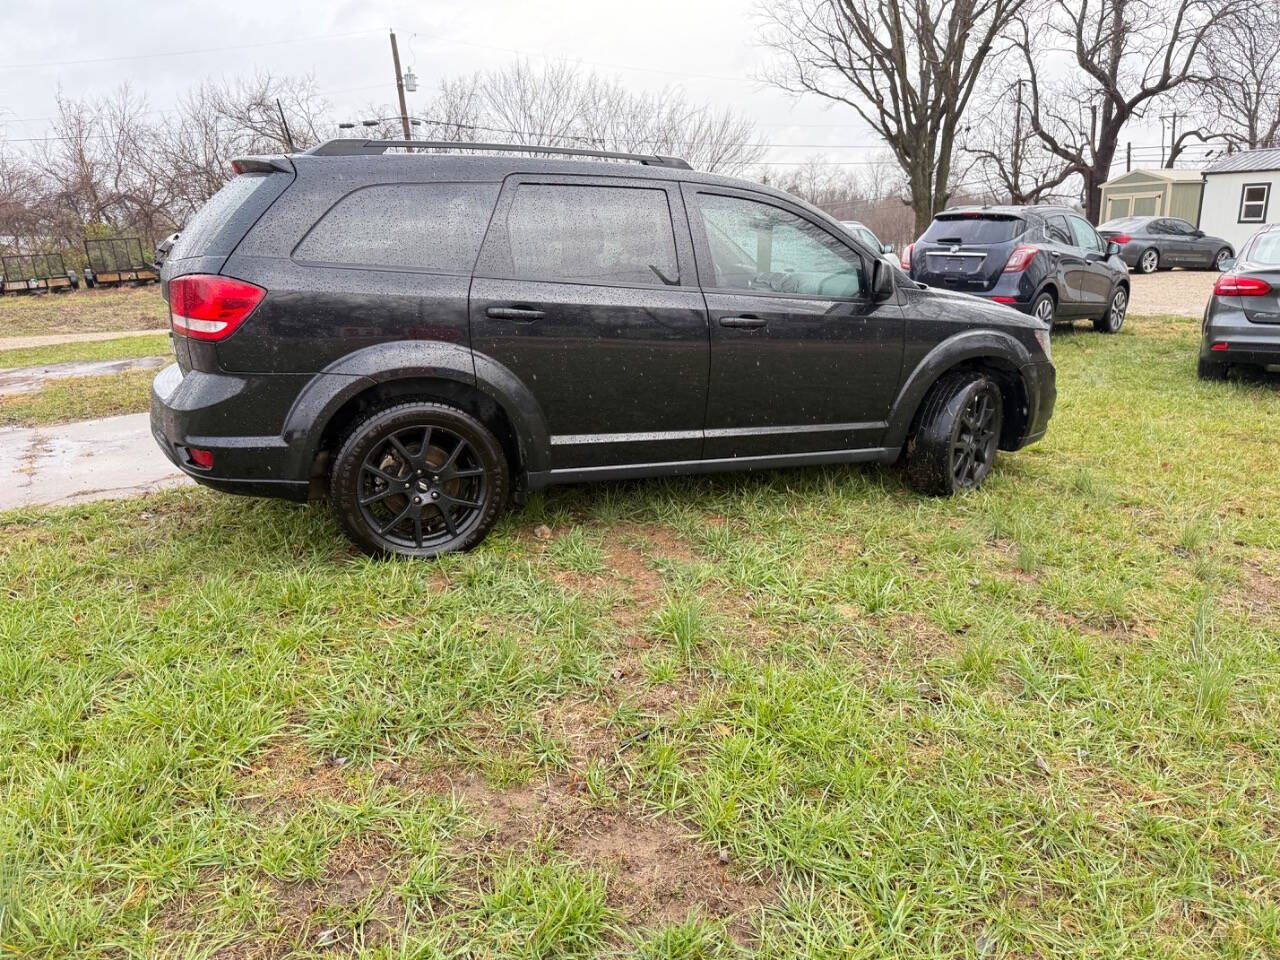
1031 291 1056 325
330 401 508 558
905 371 1004 497
1137 248 1160 274
1094 286 1127 333
1197 357 1228 381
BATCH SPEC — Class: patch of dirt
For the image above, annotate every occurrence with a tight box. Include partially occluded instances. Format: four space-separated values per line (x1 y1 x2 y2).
232 739 357 822
437 770 775 940
1238 560 1280 620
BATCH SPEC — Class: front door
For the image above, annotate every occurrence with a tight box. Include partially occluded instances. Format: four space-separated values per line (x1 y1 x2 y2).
470 176 709 469
683 185 905 459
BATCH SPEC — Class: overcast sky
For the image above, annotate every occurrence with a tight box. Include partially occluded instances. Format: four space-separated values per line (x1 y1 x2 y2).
1 0 1170 176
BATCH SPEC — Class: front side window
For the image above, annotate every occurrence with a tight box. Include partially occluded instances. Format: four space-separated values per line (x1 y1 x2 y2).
696 193 863 298
1069 216 1105 253
504 184 678 286
1240 184 1270 223
295 183 499 273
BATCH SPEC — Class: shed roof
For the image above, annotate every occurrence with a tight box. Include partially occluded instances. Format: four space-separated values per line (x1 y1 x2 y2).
1101 167 1203 187
1204 148 1280 175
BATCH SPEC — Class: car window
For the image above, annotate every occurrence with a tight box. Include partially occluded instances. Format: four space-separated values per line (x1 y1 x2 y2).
922 215 1022 244
1166 219 1195 235
1045 215 1072 244
846 224 879 249
503 183 679 286
1099 217 1142 232
696 193 864 298
1069 216 1105 253
1246 231 1280 264
294 183 499 273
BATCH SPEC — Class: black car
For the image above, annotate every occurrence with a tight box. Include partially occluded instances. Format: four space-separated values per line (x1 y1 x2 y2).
1097 216 1233 274
903 205 1130 333
1198 224 1280 380
151 140 1056 557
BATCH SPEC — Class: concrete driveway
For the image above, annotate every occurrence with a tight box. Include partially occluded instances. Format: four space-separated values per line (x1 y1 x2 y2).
0 412 189 510
1128 270 1217 318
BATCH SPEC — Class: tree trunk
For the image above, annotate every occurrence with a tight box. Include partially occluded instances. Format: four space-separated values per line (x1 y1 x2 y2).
1084 138 1118 222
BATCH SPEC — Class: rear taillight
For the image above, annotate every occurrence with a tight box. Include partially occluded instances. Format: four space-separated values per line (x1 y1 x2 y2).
1213 274 1272 297
1003 245 1039 273
900 243 914 272
1109 234 1132 245
170 274 265 341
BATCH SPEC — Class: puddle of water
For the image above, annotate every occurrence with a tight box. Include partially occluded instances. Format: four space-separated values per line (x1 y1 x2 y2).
0 356 168 396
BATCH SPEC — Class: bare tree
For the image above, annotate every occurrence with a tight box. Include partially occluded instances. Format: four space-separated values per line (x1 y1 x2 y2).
415 61 766 175
1192 6 1280 151
760 0 1031 235
962 82 1080 202
1016 0 1244 221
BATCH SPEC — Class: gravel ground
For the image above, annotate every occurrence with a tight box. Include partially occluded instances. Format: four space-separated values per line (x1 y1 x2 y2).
1128 269 1217 318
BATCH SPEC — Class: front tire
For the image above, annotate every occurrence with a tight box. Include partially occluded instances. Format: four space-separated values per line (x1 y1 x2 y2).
1094 286 1127 333
905 371 1004 497
1137 248 1160 274
1212 248 1232 271
330 401 508 557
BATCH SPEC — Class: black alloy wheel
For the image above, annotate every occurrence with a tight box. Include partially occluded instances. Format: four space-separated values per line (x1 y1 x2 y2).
331 402 508 557
905 371 1004 496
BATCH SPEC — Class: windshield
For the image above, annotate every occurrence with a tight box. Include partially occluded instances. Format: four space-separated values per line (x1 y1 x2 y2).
923 215 1022 244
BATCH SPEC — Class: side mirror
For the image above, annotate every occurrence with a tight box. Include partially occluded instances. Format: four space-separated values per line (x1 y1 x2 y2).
1107 241 1122 258
1219 257 1236 272
871 259 894 300
1193 230 1205 238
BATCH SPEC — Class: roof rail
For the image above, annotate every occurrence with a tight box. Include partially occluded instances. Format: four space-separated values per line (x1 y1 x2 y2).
304 139 692 170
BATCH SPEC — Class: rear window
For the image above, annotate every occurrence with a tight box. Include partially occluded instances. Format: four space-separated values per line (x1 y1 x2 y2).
923 215 1022 244
171 172 284 261
503 183 679 286
295 182 499 273
1245 232 1280 265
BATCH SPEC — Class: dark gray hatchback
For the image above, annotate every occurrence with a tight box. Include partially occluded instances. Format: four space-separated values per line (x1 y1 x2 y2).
1198 224 1280 379
152 140 1056 557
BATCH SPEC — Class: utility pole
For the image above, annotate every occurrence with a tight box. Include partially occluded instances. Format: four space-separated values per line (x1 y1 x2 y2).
1126 141 1131 172
389 30 412 144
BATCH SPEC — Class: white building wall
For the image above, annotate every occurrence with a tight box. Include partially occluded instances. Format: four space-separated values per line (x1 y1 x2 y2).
1198 170 1280 255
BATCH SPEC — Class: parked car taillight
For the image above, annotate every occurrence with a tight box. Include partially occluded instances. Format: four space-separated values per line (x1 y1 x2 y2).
1213 274 1272 297
170 274 266 341
1109 233 1131 245
1003 245 1038 273
900 243 914 272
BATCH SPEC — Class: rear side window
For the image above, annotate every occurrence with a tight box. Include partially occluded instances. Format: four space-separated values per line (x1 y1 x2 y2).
923 215 1022 244
504 184 679 286
1245 231 1280 264
1044 215 1072 244
295 183 499 273
171 172 287 261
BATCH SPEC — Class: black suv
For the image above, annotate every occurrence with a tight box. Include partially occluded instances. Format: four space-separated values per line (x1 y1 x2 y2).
903 206 1130 332
151 140 1056 557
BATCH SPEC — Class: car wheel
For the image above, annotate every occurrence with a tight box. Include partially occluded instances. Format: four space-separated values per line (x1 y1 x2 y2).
330 401 509 557
1094 286 1127 333
1138 248 1160 274
1032 291 1056 325
905 371 1004 497
1197 357 1228 381
1212 248 1232 271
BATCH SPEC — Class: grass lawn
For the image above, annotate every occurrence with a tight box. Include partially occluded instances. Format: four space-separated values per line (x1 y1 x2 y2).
0 333 171 369
2 313 1278 959
0 368 158 428
0 287 167 337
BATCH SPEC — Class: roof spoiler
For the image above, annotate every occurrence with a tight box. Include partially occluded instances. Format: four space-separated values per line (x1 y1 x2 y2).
304 138 692 170
230 156 294 175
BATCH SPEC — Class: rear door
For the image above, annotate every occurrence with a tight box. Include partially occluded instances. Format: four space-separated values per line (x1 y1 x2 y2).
1043 213 1088 313
684 185 904 459
469 175 708 469
913 213 1023 294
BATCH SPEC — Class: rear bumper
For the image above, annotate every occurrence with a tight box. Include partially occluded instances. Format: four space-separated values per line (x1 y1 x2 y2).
150 362 348 501
1201 307 1280 367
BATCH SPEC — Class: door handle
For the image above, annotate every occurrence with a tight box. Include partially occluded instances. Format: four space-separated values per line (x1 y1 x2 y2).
719 315 766 329
486 306 545 322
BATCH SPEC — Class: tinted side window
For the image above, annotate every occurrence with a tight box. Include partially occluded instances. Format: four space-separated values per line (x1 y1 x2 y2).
695 193 863 298
1045 215 1072 244
295 183 499 273
505 184 678 285
1069 216 1104 252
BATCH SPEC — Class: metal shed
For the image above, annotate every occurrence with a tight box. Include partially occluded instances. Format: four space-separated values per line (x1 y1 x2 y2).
1097 168 1205 224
